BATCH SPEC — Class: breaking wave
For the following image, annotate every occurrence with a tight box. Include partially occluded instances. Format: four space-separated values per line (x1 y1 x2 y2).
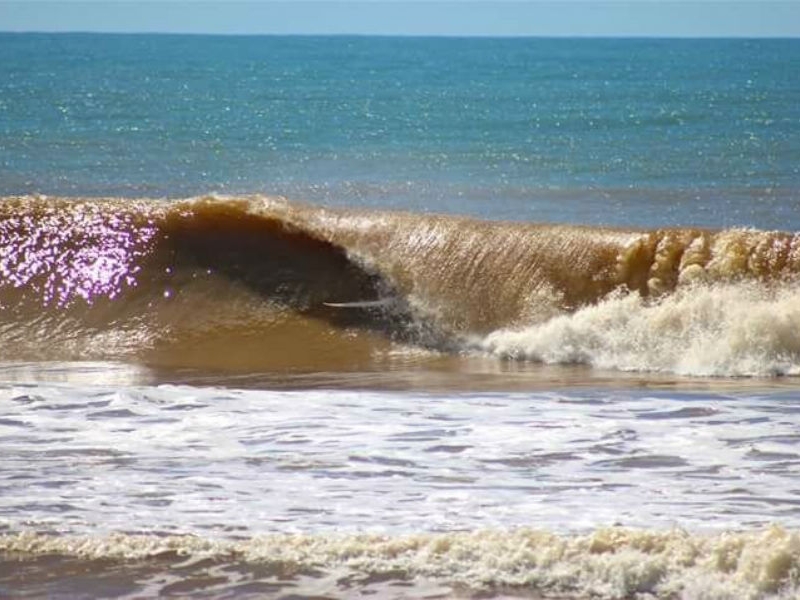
0 194 798 377
481 282 800 377
2 526 800 599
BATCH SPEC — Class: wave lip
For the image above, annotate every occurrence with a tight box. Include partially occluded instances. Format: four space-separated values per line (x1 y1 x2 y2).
2 526 799 599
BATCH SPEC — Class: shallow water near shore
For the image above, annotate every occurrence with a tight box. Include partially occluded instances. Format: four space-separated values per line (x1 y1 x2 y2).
2 376 800 598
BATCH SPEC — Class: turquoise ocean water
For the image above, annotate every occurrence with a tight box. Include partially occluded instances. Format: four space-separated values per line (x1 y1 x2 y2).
3 34 799 226
1 34 800 599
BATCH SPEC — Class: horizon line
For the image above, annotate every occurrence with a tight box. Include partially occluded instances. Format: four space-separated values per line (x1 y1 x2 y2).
3 30 800 40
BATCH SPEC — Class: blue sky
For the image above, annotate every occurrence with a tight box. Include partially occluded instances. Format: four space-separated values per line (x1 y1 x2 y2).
1 1 800 37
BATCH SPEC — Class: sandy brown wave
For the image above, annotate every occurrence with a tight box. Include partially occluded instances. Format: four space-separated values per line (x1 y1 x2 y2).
0 194 798 373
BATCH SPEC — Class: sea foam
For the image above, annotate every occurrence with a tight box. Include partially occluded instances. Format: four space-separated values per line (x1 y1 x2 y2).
481 282 800 377
2 526 799 599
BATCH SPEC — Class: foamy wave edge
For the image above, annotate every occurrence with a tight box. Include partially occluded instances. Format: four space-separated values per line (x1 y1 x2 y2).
3 526 800 599
479 282 800 377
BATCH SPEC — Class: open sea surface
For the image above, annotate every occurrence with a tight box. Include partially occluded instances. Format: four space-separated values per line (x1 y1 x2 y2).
1 34 800 598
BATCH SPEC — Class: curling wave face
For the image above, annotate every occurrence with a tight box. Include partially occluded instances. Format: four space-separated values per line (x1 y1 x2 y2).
0 195 799 377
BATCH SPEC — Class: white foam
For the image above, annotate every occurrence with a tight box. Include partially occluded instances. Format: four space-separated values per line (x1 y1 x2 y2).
2 384 799 537
3 526 800 599
480 282 800 377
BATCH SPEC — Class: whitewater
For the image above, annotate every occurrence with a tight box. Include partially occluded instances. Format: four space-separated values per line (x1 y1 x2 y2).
3 384 800 599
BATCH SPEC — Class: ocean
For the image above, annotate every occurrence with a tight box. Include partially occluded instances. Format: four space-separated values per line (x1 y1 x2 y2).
1 33 800 599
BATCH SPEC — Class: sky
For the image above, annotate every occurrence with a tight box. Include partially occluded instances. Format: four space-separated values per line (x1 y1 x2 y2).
1 1 799 37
